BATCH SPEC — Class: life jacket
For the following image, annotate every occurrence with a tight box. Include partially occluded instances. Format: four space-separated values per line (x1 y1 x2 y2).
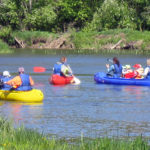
1 76 12 90
53 63 63 76
16 74 32 91
113 64 122 78
124 71 135 79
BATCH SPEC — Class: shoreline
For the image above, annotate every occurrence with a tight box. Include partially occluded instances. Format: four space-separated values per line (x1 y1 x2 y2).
1 29 150 52
0 117 149 150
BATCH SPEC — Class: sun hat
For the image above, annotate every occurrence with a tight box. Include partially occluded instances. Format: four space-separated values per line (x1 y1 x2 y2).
3 71 11 77
133 64 142 69
122 65 131 69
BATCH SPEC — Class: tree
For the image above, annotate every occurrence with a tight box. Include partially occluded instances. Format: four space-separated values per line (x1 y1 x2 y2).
84 0 137 32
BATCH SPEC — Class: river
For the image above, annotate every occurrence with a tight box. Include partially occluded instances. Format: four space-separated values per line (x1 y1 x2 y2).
0 49 150 138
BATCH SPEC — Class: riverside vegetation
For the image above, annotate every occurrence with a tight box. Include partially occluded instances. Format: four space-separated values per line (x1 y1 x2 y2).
0 117 149 150
1 0 150 51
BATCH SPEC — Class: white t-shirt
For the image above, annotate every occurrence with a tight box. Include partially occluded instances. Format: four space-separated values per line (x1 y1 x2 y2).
142 66 150 77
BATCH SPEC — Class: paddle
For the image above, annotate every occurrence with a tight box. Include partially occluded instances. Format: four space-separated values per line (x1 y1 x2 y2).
107 58 113 63
33 67 51 73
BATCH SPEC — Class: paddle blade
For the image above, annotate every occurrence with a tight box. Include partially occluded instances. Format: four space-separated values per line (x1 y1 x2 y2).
33 67 46 73
72 77 81 85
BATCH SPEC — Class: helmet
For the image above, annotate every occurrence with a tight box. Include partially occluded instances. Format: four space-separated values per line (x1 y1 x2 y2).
3 71 11 77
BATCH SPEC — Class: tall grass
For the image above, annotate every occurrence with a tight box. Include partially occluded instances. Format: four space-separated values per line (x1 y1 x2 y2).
0 40 12 53
71 29 150 50
0 117 149 150
12 31 58 46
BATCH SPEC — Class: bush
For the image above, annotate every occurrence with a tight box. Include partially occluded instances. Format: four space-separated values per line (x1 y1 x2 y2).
24 5 56 31
84 0 137 32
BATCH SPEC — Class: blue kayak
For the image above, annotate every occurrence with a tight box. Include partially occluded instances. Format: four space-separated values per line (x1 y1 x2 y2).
94 72 150 86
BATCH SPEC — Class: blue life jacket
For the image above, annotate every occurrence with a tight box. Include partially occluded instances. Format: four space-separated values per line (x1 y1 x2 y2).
113 64 122 78
53 63 63 76
16 74 32 91
146 66 150 79
1 76 12 90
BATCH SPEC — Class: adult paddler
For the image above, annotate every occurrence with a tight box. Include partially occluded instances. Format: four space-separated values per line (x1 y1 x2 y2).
5 67 34 91
106 57 122 78
53 56 72 77
51 56 80 85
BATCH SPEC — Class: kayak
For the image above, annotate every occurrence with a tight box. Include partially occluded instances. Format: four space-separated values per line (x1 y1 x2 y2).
94 72 150 86
0 89 44 102
50 74 74 85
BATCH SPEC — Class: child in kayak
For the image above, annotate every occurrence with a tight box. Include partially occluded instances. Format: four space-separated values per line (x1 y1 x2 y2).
106 57 122 78
133 64 144 79
122 65 134 78
1 71 12 90
122 64 144 79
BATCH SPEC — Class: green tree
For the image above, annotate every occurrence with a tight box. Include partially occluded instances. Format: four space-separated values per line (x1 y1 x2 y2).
56 0 103 31
24 4 56 31
84 0 137 32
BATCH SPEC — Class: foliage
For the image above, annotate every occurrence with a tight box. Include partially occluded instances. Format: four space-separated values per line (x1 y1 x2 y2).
84 0 137 32
0 117 149 150
0 0 150 32
0 40 10 51
56 0 102 31
24 5 56 31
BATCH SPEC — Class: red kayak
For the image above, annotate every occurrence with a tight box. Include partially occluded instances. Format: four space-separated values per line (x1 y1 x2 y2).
50 74 74 85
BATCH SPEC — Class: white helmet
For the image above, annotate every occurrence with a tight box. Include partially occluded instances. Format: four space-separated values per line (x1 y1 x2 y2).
3 71 11 77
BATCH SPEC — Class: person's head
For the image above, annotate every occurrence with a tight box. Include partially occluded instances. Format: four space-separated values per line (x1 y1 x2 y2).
113 57 120 66
147 59 150 66
133 64 142 70
123 65 131 70
60 56 67 64
18 67 25 74
3 71 11 77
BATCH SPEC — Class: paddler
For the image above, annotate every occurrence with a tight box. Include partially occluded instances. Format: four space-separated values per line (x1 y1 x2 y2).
53 56 73 77
106 57 122 78
5 67 34 91
1 71 12 90
52 56 81 84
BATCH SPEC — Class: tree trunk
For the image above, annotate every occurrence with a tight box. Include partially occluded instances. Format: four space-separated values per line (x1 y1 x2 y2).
29 0 32 11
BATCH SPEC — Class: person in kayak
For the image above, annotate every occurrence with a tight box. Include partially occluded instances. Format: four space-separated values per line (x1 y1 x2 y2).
106 57 122 78
53 56 73 77
5 67 34 91
132 64 144 79
1 71 12 90
141 59 150 79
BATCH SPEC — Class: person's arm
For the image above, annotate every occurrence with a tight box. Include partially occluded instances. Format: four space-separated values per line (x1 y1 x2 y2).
29 76 34 86
6 76 22 88
107 65 115 74
141 67 149 77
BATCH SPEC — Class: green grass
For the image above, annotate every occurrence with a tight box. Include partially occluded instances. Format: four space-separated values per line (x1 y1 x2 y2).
71 29 150 50
12 31 58 46
0 40 12 53
0 117 149 150
1 29 150 51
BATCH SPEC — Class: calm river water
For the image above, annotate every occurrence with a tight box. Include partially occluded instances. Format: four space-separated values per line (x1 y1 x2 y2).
0 49 150 138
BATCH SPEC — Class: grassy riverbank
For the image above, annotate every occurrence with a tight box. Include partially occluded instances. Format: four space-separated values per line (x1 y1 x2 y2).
0 118 149 150
1 29 150 51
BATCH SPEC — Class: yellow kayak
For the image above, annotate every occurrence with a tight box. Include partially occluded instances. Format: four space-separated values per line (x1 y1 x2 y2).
0 89 44 102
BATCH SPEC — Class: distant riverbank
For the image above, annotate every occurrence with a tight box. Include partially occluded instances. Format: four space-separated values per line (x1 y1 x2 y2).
1 29 150 52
